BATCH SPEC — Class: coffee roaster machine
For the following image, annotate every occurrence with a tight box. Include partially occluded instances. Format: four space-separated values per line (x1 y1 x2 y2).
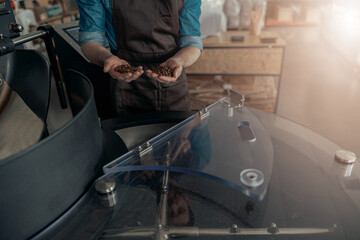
1 4 360 240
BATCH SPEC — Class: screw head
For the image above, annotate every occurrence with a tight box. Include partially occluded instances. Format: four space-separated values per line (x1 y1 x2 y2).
231 224 239 233
267 222 279 234
95 178 116 194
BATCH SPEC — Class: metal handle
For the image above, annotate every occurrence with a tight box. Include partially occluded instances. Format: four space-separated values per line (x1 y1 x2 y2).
12 30 47 46
0 26 68 109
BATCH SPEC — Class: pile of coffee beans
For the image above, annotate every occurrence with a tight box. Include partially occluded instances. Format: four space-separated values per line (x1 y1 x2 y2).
115 65 139 74
153 66 174 77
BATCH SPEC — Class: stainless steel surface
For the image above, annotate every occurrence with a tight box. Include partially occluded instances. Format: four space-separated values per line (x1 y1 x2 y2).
230 224 239 233
157 168 169 229
335 149 357 164
199 108 209 120
137 142 153 158
101 226 330 238
95 178 116 194
95 178 117 207
227 104 234 117
240 168 264 188
333 161 355 177
12 30 46 46
267 222 279 234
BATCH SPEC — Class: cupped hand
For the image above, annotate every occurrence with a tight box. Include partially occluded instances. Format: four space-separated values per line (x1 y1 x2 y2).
145 58 183 83
103 55 143 82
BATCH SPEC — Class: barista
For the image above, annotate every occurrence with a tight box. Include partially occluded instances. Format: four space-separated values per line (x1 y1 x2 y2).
76 0 203 115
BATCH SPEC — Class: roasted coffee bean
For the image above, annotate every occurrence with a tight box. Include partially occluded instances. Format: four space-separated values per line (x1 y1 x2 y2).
115 65 139 74
153 66 174 77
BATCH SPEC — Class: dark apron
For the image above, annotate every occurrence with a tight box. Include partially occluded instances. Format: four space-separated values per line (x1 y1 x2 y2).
111 0 190 115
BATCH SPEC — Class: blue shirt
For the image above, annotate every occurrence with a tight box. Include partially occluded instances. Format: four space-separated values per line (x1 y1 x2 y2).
76 0 203 51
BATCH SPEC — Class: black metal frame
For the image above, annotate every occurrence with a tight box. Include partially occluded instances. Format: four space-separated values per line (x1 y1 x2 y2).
0 24 68 109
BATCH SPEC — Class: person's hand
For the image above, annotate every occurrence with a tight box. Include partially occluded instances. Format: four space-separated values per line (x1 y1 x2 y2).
145 58 183 83
103 55 143 82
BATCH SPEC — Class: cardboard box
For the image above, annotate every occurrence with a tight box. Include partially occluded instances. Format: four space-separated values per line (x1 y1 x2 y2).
33 6 47 22
45 3 62 17
305 7 321 23
276 6 293 22
36 0 49 7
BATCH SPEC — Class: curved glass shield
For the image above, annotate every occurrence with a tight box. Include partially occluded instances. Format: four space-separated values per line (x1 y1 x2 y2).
37 95 360 240
104 91 273 201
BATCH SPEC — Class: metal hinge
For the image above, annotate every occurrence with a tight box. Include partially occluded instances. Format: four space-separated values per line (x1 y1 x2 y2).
136 141 153 158
199 108 210 120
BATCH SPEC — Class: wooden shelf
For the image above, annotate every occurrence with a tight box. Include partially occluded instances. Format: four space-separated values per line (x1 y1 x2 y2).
265 0 324 28
37 10 78 25
201 31 286 48
35 0 79 25
187 31 286 76
265 21 320 27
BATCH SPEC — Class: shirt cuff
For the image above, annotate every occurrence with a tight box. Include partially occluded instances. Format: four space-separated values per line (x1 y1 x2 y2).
79 31 107 47
179 35 203 51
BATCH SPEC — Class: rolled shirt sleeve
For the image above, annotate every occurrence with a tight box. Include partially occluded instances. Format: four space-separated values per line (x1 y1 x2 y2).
78 31 107 47
76 0 115 49
179 0 203 51
77 0 201 51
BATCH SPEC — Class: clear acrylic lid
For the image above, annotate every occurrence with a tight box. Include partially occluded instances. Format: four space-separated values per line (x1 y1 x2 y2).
104 91 273 201
39 91 360 240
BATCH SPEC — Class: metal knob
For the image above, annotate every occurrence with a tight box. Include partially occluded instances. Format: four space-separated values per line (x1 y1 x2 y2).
240 169 264 188
335 149 356 164
95 177 116 194
8 22 23 33
95 177 117 207
228 104 234 117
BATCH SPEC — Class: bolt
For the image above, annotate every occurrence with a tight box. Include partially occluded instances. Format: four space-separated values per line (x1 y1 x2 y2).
231 224 239 233
267 222 279 234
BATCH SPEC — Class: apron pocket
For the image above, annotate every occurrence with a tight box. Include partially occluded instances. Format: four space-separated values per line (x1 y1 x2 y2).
161 80 190 111
118 88 158 114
